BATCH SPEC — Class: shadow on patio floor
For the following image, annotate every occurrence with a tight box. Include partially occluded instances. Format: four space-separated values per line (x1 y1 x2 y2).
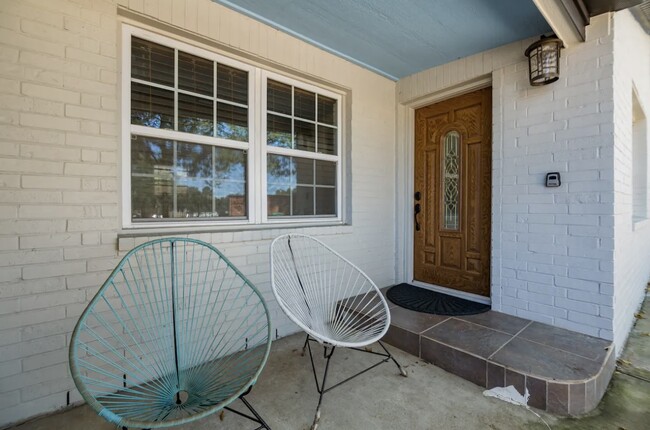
13 333 556 430
11 292 650 430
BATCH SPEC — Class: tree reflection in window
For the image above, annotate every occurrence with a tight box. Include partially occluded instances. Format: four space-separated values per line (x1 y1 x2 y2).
131 135 247 220
267 154 336 217
127 34 341 224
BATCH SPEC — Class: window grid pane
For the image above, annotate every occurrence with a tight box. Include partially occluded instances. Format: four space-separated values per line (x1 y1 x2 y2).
131 135 247 221
217 63 248 105
266 79 338 156
131 83 174 129
216 102 248 142
317 95 337 126
295 120 315 152
267 114 292 148
265 78 339 218
130 36 249 142
178 51 213 96
317 125 337 155
178 93 214 136
128 32 342 225
294 88 315 121
267 80 292 115
131 37 174 86
266 155 337 218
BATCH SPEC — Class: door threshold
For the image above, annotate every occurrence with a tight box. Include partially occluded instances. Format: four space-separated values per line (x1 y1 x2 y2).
410 280 491 305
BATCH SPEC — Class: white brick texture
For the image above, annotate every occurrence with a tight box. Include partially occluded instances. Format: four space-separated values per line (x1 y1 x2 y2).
397 12 649 352
611 10 650 350
0 0 397 426
2 1 648 426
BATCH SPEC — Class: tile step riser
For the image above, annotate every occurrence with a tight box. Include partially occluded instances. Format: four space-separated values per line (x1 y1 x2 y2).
383 324 616 416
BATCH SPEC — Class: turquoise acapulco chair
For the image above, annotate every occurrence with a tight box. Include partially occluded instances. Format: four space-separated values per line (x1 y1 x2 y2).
69 238 272 429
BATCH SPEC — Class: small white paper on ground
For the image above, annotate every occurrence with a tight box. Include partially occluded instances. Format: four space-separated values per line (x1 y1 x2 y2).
483 385 530 406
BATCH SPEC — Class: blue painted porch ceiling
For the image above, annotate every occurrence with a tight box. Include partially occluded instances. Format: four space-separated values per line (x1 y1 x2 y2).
214 0 551 80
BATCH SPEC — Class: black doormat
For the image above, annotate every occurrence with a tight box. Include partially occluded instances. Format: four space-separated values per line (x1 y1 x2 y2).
386 283 490 316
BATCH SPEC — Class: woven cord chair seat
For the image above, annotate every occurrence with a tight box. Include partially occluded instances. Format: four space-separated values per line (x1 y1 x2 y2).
94 361 258 424
270 234 404 430
271 234 390 348
69 238 272 429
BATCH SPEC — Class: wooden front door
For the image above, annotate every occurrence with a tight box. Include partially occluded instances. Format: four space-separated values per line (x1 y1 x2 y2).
414 88 491 297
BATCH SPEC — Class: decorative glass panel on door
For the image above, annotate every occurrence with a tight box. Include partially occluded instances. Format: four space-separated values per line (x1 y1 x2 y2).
443 131 460 230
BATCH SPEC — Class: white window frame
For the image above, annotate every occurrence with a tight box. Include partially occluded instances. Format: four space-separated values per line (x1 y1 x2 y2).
261 70 342 223
632 86 649 223
120 24 343 229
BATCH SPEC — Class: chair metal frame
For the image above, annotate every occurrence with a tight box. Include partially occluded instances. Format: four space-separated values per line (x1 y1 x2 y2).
69 238 272 430
270 234 406 429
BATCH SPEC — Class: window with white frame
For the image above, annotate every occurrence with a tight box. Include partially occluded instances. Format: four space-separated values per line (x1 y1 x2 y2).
122 26 342 227
632 89 648 221
264 77 339 218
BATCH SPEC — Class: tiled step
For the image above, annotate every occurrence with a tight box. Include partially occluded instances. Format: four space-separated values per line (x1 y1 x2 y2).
381 295 615 416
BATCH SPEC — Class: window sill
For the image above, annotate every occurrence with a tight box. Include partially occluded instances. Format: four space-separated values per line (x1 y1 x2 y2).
117 222 352 251
633 217 650 231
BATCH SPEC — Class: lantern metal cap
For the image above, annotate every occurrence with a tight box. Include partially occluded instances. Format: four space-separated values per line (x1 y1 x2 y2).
524 37 563 57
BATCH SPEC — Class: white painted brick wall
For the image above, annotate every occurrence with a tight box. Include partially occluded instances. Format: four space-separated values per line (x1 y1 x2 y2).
397 14 618 341
0 0 397 426
612 10 650 350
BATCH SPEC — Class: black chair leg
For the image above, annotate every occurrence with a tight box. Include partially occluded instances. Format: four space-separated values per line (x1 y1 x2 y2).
303 335 407 429
240 395 272 430
378 340 408 377
223 388 272 430
309 343 335 430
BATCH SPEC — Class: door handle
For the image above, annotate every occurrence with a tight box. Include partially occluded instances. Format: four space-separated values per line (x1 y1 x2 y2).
414 203 421 231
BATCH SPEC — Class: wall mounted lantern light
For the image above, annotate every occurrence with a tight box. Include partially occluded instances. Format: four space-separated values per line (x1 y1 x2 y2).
524 36 563 86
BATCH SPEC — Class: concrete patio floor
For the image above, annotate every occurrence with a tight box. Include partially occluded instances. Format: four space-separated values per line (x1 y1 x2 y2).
10 293 650 430
9 333 557 430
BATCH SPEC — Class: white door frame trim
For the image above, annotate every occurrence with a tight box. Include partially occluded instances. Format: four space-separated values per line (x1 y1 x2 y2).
395 75 493 304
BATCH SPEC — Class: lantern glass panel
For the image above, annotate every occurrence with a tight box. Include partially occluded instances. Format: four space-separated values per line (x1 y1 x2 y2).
525 38 561 86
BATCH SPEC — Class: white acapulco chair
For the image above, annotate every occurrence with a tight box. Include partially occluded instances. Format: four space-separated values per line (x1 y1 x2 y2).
270 234 406 429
